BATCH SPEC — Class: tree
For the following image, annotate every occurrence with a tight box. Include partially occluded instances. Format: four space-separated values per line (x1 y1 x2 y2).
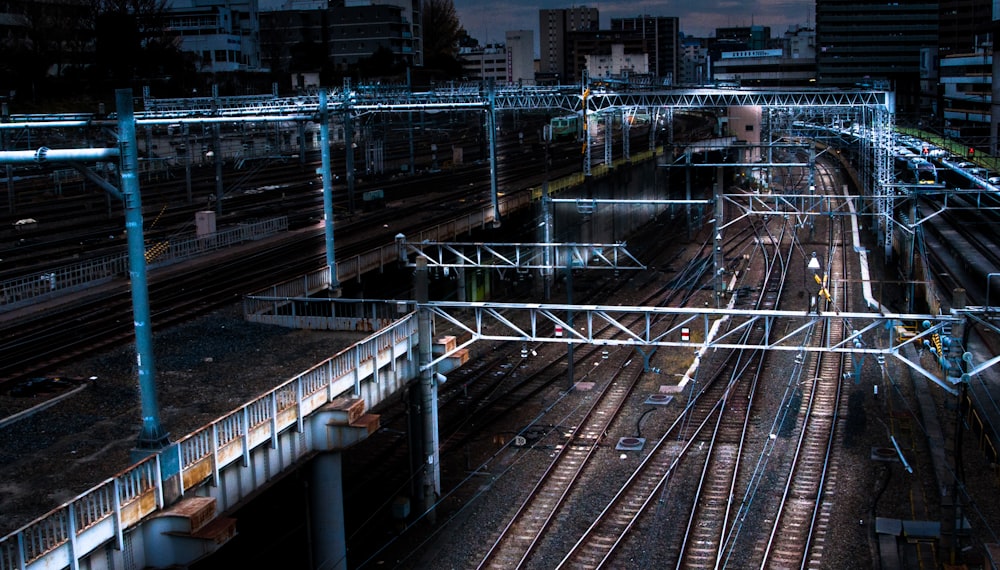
421 0 464 77
89 0 193 93
355 46 407 81
0 1 93 102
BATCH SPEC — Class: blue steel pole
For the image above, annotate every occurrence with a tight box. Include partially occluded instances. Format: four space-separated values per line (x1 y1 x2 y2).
415 258 439 524
117 88 169 452
319 90 341 295
343 86 356 215
487 81 499 227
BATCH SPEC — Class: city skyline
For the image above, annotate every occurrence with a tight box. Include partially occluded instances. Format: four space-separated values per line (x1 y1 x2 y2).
455 0 815 50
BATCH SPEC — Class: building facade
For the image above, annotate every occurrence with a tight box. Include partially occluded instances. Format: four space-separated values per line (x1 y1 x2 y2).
505 30 535 85
539 6 599 83
165 0 264 73
610 16 679 84
259 0 417 76
586 44 648 80
567 29 650 84
711 26 816 87
940 49 992 140
939 0 992 56
457 44 507 83
679 36 709 86
816 0 937 117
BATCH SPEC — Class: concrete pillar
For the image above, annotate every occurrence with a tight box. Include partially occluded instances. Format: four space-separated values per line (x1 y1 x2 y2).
307 396 377 569
309 453 347 570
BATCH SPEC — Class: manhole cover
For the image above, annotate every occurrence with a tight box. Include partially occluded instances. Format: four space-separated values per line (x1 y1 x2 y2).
616 437 646 451
870 447 898 462
644 394 673 406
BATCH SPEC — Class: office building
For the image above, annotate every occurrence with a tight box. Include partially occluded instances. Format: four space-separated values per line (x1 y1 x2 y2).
539 7 599 83
610 16 680 85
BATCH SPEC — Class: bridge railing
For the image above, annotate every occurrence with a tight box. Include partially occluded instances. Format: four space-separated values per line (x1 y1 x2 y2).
0 217 288 312
0 315 416 570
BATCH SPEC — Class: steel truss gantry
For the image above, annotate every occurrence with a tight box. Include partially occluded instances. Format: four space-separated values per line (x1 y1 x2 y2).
396 239 645 271
3 83 895 240
421 300 996 396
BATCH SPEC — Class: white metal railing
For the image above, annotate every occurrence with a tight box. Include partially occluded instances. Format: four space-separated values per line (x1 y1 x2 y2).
0 315 416 570
1 217 288 311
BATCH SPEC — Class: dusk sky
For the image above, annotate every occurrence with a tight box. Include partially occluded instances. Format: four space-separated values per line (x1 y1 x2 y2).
454 0 816 53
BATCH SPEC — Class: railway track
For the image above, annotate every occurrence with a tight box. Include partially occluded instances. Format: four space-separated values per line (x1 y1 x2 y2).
672 218 792 570
542 215 790 569
756 182 848 568
345 217 727 566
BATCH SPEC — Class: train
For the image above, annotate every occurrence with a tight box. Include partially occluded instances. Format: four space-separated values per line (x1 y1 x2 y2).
548 109 651 141
896 155 938 185
550 114 582 140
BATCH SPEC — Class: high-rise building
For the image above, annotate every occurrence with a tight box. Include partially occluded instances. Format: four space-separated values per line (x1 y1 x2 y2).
259 0 421 74
259 1 417 76
539 7 599 83
939 0 992 56
816 0 937 117
505 30 535 85
610 16 680 84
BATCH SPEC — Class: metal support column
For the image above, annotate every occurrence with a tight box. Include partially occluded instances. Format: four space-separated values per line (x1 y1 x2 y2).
310 452 347 570
183 123 193 204
907 199 917 313
622 108 630 161
117 89 169 455
685 151 693 238
2 102 13 214
649 107 657 153
212 85 224 216
415 258 440 523
604 112 612 167
456 267 466 302
947 288 969 562
344 116 356 214
407 69 416 176
486 81 500 227
566 255 575 389
298 122 307 165
714 167 725 307
319 90 342 296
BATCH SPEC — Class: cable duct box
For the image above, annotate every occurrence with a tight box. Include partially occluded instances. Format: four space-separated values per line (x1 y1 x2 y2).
196 211 216 237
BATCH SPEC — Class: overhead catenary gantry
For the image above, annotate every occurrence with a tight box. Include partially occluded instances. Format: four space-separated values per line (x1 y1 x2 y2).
0 82 897 461
416 300 990 396
395 238 645 271
3 82 896 239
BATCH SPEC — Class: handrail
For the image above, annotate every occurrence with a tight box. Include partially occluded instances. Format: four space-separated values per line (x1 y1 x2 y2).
0 315 416 570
